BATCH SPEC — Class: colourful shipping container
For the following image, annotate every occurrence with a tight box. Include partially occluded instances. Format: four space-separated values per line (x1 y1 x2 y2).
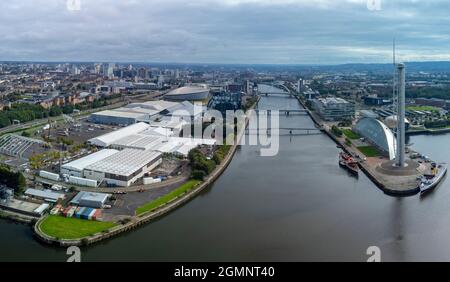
81 208 93 220
92 209 102 221
62 206 71 217
76 207 86 218
88 209 97 221
66 206 76 218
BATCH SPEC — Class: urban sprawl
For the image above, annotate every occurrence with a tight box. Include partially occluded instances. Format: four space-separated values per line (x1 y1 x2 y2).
1 61 450 244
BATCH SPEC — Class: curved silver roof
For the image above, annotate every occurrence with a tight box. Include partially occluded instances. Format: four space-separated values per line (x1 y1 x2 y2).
166 86 210 96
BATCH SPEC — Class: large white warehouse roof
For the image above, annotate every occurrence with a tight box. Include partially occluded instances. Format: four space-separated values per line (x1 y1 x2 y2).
88 122 150 147
91 110 146 119
61 149 119 173
85 149 162 177
113 135 163 150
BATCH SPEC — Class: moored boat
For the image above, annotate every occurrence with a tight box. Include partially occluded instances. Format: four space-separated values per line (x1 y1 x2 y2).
339 152 359 176
420 163 448 195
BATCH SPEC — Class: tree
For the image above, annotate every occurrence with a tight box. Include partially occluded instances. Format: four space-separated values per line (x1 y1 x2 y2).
21 131 31 137
331 126 343 137
192 170 206 180
29 153 45 170
188 148 216 177
0 165 26 195
62 104 74 114
49 106 62 117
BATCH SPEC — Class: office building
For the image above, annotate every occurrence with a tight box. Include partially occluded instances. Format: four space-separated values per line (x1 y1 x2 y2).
312 97 355 121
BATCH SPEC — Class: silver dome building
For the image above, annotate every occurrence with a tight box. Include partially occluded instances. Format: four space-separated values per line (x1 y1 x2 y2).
164 85 210 102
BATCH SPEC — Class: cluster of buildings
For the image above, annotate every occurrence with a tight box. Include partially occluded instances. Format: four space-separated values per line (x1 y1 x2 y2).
55 121 215 187
22 91 96 109
90 100 204 126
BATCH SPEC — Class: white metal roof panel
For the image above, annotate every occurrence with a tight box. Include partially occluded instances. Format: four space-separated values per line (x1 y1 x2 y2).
86 149 162 176
62 149 119 172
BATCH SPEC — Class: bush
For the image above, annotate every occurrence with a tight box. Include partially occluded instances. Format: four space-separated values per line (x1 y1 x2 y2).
331 125 343 137
213 145 231 165
21 131 31 137
192 170 206 180
188 149 216 176
345 138 352 146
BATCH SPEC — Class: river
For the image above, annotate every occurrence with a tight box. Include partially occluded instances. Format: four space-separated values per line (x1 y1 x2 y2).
1 90 450 262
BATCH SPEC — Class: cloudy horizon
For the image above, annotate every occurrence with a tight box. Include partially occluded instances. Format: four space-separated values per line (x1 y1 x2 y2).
1 0 450 64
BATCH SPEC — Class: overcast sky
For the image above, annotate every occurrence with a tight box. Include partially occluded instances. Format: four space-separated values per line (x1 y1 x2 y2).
1 0 450 64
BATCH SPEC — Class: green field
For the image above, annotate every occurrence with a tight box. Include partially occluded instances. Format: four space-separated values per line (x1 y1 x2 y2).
40 216 117 240
357 146 381 157
136 180 201 215
343 129 361 140
406 106 440 113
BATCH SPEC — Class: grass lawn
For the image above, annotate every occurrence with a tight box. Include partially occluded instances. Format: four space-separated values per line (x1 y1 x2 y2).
136 180 201 215
40 215 117 240
343 129 361 140
357 146 381 157
407 106 440 113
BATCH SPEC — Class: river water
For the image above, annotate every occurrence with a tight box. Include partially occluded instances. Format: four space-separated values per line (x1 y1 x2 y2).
1 90 450 262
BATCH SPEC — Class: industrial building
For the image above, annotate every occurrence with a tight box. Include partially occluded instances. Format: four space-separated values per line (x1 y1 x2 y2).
25 188 66 203
88 122 151 147
363 95 392 106
354 117 396 160
83 149 162 187
88 100 203 126
70 191 110 208
164 85 211 101
88 122 216 156
90 110 147 126
61 149 119 177
312 97 355 121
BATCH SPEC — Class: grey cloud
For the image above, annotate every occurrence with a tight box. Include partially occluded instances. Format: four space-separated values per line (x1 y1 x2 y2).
1 0 450 64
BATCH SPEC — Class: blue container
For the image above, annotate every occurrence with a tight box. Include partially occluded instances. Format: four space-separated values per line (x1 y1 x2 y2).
82 208 93 220
76 207 86 218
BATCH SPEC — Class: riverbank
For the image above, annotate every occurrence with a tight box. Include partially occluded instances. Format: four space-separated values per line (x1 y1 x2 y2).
408 127 450 136
0 209 36 224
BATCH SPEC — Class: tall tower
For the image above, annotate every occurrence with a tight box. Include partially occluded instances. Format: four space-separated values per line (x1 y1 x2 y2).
395 63 406 167
297 78 303 94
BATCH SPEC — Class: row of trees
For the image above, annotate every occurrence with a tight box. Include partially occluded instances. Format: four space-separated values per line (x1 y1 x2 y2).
0 94 120 129
407 87 450 100
424 119 450 129
0 164 26 195
189 149 217 180
0 103 60 128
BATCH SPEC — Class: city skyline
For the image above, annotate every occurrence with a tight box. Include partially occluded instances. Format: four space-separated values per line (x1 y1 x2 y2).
2 0 450 64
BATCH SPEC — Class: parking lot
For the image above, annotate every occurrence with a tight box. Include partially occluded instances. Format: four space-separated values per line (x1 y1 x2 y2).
103 176 188 219
49 119 117 144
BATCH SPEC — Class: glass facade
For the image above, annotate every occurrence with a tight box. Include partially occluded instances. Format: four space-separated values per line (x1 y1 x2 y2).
355 117 396 160
312 97 355 121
